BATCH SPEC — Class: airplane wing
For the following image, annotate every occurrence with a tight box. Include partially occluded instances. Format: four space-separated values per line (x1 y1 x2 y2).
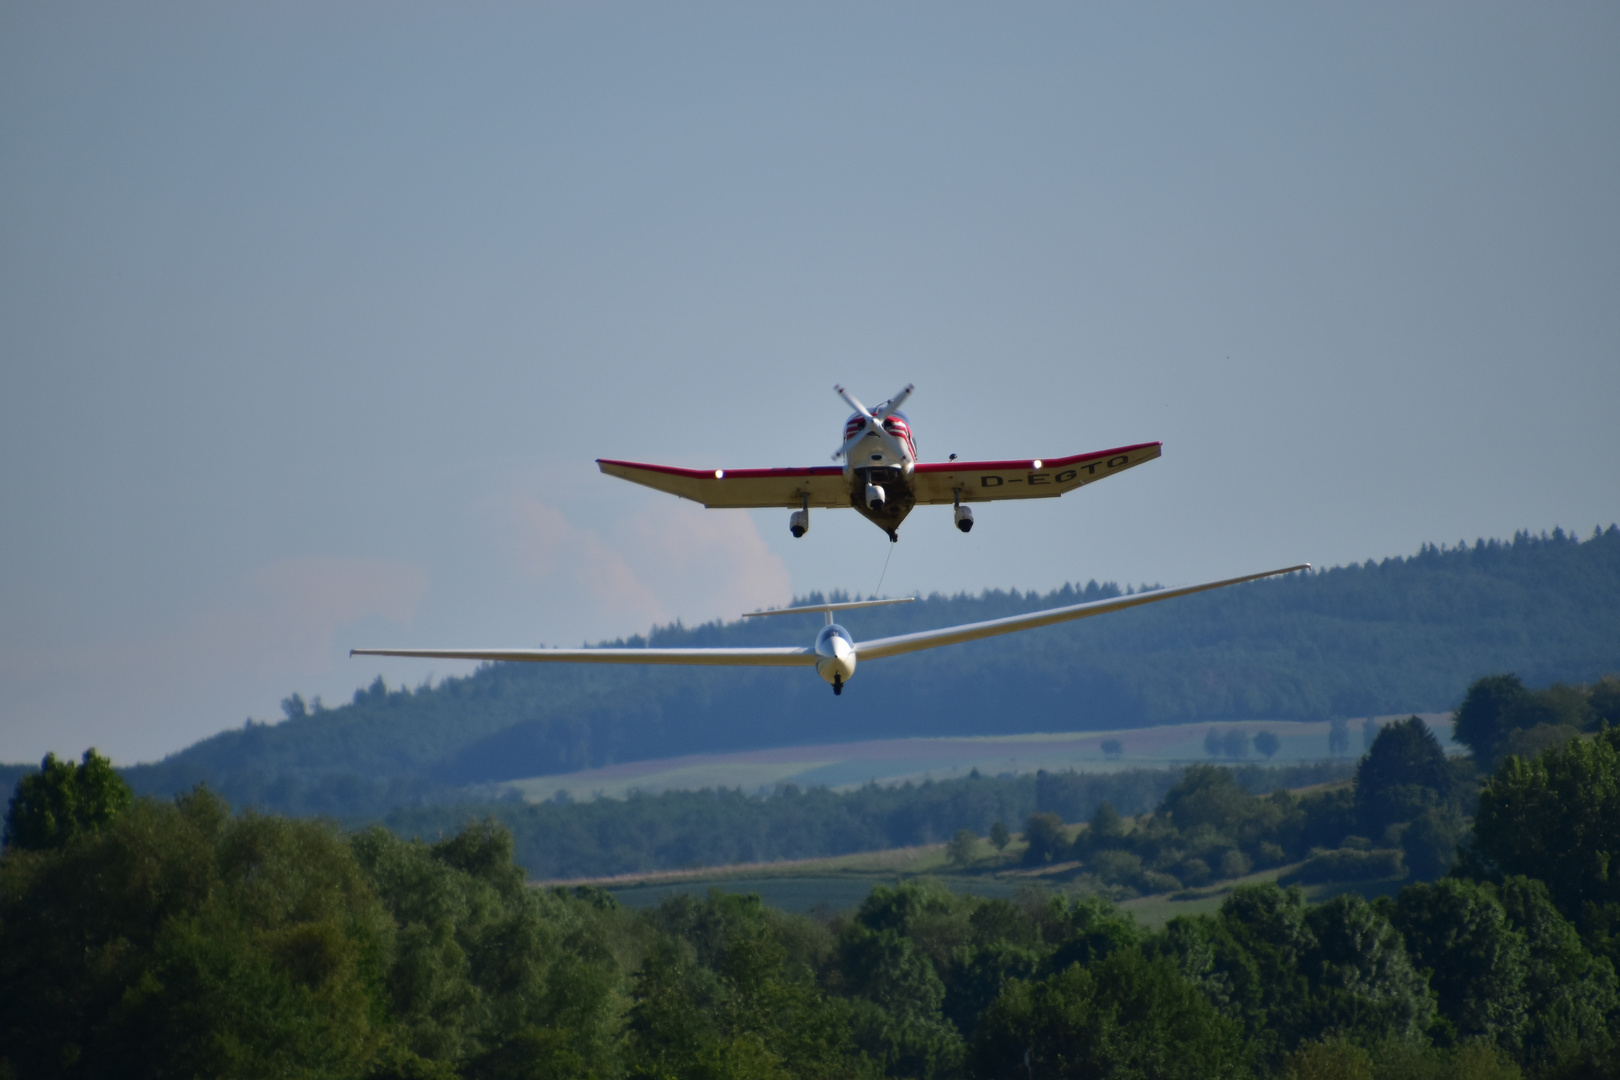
597 459 848 509
855 564 1308 660
349 645 819 666
909 441 1161 504
352 565 1305 673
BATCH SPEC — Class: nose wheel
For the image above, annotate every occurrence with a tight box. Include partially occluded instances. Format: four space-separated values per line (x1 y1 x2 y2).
832 674 843 696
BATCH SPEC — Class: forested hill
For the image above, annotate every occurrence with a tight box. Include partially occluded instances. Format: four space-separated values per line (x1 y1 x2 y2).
117 527 1620 815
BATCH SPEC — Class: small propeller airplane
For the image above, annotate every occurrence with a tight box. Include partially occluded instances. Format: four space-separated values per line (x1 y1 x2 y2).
596 384 1162 541
352 563 1308 696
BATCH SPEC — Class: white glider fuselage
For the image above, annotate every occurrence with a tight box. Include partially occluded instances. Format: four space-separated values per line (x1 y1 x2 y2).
814 622 858 690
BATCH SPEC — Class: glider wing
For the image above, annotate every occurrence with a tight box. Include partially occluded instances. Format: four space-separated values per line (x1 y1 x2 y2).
597 459 847 509
350 645 819 666
855 564 1308 660
909 441 1161 504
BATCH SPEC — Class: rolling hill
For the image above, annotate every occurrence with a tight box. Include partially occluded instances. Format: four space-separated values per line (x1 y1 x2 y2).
90 526 1619 817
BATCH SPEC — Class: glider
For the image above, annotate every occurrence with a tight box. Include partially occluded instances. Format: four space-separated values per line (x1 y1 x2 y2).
352 563 1308 696
597 384 1162 542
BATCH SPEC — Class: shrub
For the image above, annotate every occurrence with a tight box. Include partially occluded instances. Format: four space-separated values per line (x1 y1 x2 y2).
1090 850 1144 886
1180 858 1213 887
1219 850 1253 879
1283 847 1405 885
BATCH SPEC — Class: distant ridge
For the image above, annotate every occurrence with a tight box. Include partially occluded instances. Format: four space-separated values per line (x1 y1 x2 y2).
92 526 1620 818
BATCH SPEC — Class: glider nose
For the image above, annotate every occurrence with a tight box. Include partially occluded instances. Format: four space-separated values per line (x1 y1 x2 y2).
815 630 856 686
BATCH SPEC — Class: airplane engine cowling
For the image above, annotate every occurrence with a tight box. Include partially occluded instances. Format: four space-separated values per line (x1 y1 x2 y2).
789 509 808 538
954 504 974 533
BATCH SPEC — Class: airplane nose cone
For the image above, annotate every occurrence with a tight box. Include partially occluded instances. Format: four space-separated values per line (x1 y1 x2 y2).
815 634 856 686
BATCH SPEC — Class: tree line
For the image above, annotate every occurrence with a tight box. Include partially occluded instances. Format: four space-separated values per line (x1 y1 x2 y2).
6 669 1620 1076
378 761 1350 883
6 709 1620 1079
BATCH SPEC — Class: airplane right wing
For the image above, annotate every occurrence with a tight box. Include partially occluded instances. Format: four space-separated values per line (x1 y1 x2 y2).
909 441 1161 504
597 459 848 509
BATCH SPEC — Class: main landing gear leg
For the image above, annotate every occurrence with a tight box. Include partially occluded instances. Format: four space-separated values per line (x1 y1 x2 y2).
833 674 843 696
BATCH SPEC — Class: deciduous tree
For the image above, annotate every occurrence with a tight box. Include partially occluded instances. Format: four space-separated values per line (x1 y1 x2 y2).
3 748 132 851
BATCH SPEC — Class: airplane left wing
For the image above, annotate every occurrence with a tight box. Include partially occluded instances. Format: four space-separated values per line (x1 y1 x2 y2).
910 442 1161 504
597 459 848 509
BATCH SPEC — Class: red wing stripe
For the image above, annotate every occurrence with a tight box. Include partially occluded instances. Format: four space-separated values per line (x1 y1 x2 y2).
597 459 843 480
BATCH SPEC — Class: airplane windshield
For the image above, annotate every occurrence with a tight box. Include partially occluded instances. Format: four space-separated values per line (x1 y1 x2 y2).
816 625 853 647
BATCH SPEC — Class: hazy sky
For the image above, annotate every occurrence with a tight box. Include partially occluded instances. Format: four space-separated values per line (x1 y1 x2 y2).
3 4 1616 765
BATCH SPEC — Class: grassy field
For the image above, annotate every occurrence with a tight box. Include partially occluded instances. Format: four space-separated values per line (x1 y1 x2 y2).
504 715 1453 802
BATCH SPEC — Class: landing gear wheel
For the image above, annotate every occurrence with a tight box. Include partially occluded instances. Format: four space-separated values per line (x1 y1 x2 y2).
833 674 843 696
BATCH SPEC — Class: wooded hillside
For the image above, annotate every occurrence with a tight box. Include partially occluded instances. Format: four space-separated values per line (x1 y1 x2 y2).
102 526 1620 817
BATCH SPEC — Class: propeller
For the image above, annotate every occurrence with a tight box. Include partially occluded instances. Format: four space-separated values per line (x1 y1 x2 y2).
833 383 914 462
874 383 913 421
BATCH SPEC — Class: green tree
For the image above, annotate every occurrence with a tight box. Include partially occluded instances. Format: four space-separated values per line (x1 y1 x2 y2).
830 882 968 1078
1589 675 1620 728
1161 765 1259 835
4 748 132 851
1043 894 1141 972
1255 730 1281 761
1159 884 1319 1063
941 897 1045 1037
1390 879 1528 1047
1085 800 1125 849
970 949 1251 1080
1453 674 1533 768
350 819 623 1073
1495 876 1618 1076
1021 812 1068 866
1401 805 1466 882
989 820 1011 852
1355 717 1453 837
1303 893 1435 1045
636 891 865 1080
1472 726 1620 961
1282 1037 1372 1080
1175 884 1431 1061
946 828 978 867
0 788 394 1079
836 926 961 1078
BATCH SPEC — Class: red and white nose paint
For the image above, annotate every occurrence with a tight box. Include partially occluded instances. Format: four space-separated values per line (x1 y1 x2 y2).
843 410 917 460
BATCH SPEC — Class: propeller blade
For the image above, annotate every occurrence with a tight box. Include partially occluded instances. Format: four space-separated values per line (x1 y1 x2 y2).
834 384 873 419
834 384 878 459
873 383 914 421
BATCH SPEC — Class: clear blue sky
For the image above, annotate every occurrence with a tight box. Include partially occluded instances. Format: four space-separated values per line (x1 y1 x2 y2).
3 3 1616 764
